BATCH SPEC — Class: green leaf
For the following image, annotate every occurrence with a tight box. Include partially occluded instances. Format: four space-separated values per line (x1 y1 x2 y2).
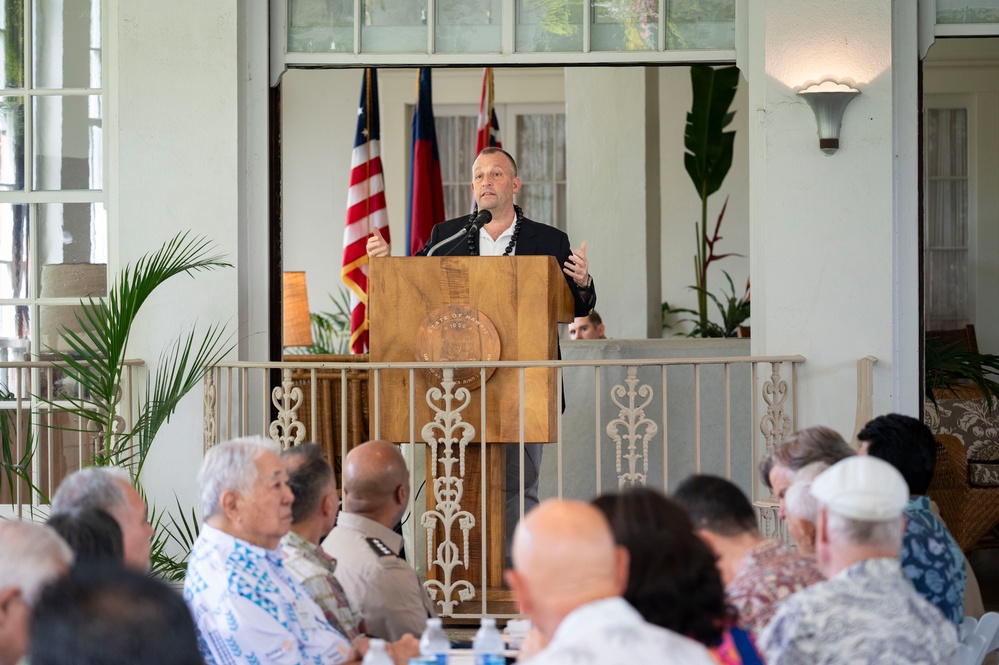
684 65 739 200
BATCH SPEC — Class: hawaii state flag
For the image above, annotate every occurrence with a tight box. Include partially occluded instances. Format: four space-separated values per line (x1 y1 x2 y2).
341 68 389 355
406 68 445 256
476 67 502 154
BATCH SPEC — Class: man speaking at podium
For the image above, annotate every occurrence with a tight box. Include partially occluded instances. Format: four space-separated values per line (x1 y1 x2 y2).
366 146 596 545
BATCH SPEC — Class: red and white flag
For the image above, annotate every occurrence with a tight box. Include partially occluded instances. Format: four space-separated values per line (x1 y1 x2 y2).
341 69 389 355
476 67 502 154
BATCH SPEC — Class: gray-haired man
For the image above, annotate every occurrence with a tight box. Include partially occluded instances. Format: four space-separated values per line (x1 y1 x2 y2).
184 437 354 665
51 466 154 572
0 521 73 665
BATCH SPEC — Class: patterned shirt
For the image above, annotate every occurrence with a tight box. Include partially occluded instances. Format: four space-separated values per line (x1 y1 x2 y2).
281 530 365 640
184 524 352 665
726 539 825 636
901 495 966 626
759 557 958 665
523 597 717 665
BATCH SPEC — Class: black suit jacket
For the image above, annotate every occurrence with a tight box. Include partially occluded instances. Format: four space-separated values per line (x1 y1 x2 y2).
416 215 596 316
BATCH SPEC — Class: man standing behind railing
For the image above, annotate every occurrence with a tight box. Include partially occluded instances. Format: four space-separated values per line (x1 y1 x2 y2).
366 147 597 550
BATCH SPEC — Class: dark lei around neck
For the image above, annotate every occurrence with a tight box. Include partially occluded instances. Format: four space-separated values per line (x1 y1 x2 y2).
467 205 523 256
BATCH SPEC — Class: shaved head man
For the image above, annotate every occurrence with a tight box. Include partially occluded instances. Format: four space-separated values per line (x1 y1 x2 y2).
506 500 714 665
322 440 436 641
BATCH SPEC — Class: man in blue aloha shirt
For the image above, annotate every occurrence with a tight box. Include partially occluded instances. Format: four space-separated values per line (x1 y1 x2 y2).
858 413 966 626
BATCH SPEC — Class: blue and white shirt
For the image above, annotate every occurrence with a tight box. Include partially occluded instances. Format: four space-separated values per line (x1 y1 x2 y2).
901 495 966 626
184 524 351 665
759 557 958 665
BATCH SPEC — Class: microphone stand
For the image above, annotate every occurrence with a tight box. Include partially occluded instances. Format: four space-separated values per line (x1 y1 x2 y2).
426 210 492 257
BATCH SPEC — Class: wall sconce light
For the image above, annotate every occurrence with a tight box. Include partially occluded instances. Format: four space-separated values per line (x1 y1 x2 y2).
797 81 861 154
283 271 314 349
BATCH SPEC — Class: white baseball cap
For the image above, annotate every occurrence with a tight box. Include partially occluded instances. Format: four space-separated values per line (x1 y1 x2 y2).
810 456 909 521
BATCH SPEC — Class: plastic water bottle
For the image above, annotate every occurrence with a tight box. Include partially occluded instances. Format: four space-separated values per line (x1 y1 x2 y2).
363 638 394 665
472 617 505 665
419 617 450 665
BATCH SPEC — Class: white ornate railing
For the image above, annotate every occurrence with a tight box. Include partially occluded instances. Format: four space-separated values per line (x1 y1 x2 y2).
0 359 143 518
205 353 804 618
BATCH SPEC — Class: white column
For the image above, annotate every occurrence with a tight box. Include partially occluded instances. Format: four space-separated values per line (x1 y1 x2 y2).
746 0 921 437
565 67 662 338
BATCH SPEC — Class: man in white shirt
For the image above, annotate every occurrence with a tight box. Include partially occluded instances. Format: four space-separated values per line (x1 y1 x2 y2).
184 436 354 665
506 499 716 665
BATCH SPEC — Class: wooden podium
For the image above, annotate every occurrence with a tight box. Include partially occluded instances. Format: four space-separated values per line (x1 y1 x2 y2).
368 256 574 604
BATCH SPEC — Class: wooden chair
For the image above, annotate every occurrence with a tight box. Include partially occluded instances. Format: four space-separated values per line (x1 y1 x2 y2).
927 324 979 354
929 432 999 551
283 354 369 482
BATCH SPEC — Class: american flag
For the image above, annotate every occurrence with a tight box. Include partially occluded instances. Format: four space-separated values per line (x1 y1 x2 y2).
476 67 502 154
341 69 389 355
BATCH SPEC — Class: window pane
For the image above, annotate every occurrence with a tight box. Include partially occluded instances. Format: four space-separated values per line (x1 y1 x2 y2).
38 201 107 268
591 0 659 52
0 304 27 344
436 0 502 53
0 0 24 89
517 114 555 180
926 109 967 178
436 114 477 219
33 94 102 190
665 0 735 50
360 0 426 53
517 0 583 52
0 96 24 191
937 0 999 23
0 202 28 300
288 0 354 53
34 0 100 89
518 183 553 225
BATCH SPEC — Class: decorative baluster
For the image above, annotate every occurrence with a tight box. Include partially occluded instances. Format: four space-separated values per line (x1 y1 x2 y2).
760 361 792 457
606 366 657 488
269 368 306 448
203 369 218 451
420 369 476 615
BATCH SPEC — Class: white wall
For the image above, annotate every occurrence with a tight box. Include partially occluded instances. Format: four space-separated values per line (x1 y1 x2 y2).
747 0 918 438
923 39 999 356
115 0 241 516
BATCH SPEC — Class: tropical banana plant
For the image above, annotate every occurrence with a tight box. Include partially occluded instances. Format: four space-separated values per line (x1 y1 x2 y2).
42 231 233 577
684 64 739 336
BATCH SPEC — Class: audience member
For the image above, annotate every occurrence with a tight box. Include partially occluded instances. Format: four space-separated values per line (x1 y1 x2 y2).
593 489 763 665
673 474 824 637
857 413 966 626
322 440 435 641
281 443 367 640
184 436 354 664
30 563 201 665
781 461 828 556
506 499 716 665
759 426 854 517
759 456 958 664
0 521 73 665
50 467 155 571
568 310 605 339
47 507 124 566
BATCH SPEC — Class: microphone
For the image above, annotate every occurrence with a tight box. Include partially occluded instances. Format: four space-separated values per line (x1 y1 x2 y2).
425 210 493 257
469 209 492 230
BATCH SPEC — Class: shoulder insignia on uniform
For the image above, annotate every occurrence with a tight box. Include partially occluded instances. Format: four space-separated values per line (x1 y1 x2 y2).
366 537 395 557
